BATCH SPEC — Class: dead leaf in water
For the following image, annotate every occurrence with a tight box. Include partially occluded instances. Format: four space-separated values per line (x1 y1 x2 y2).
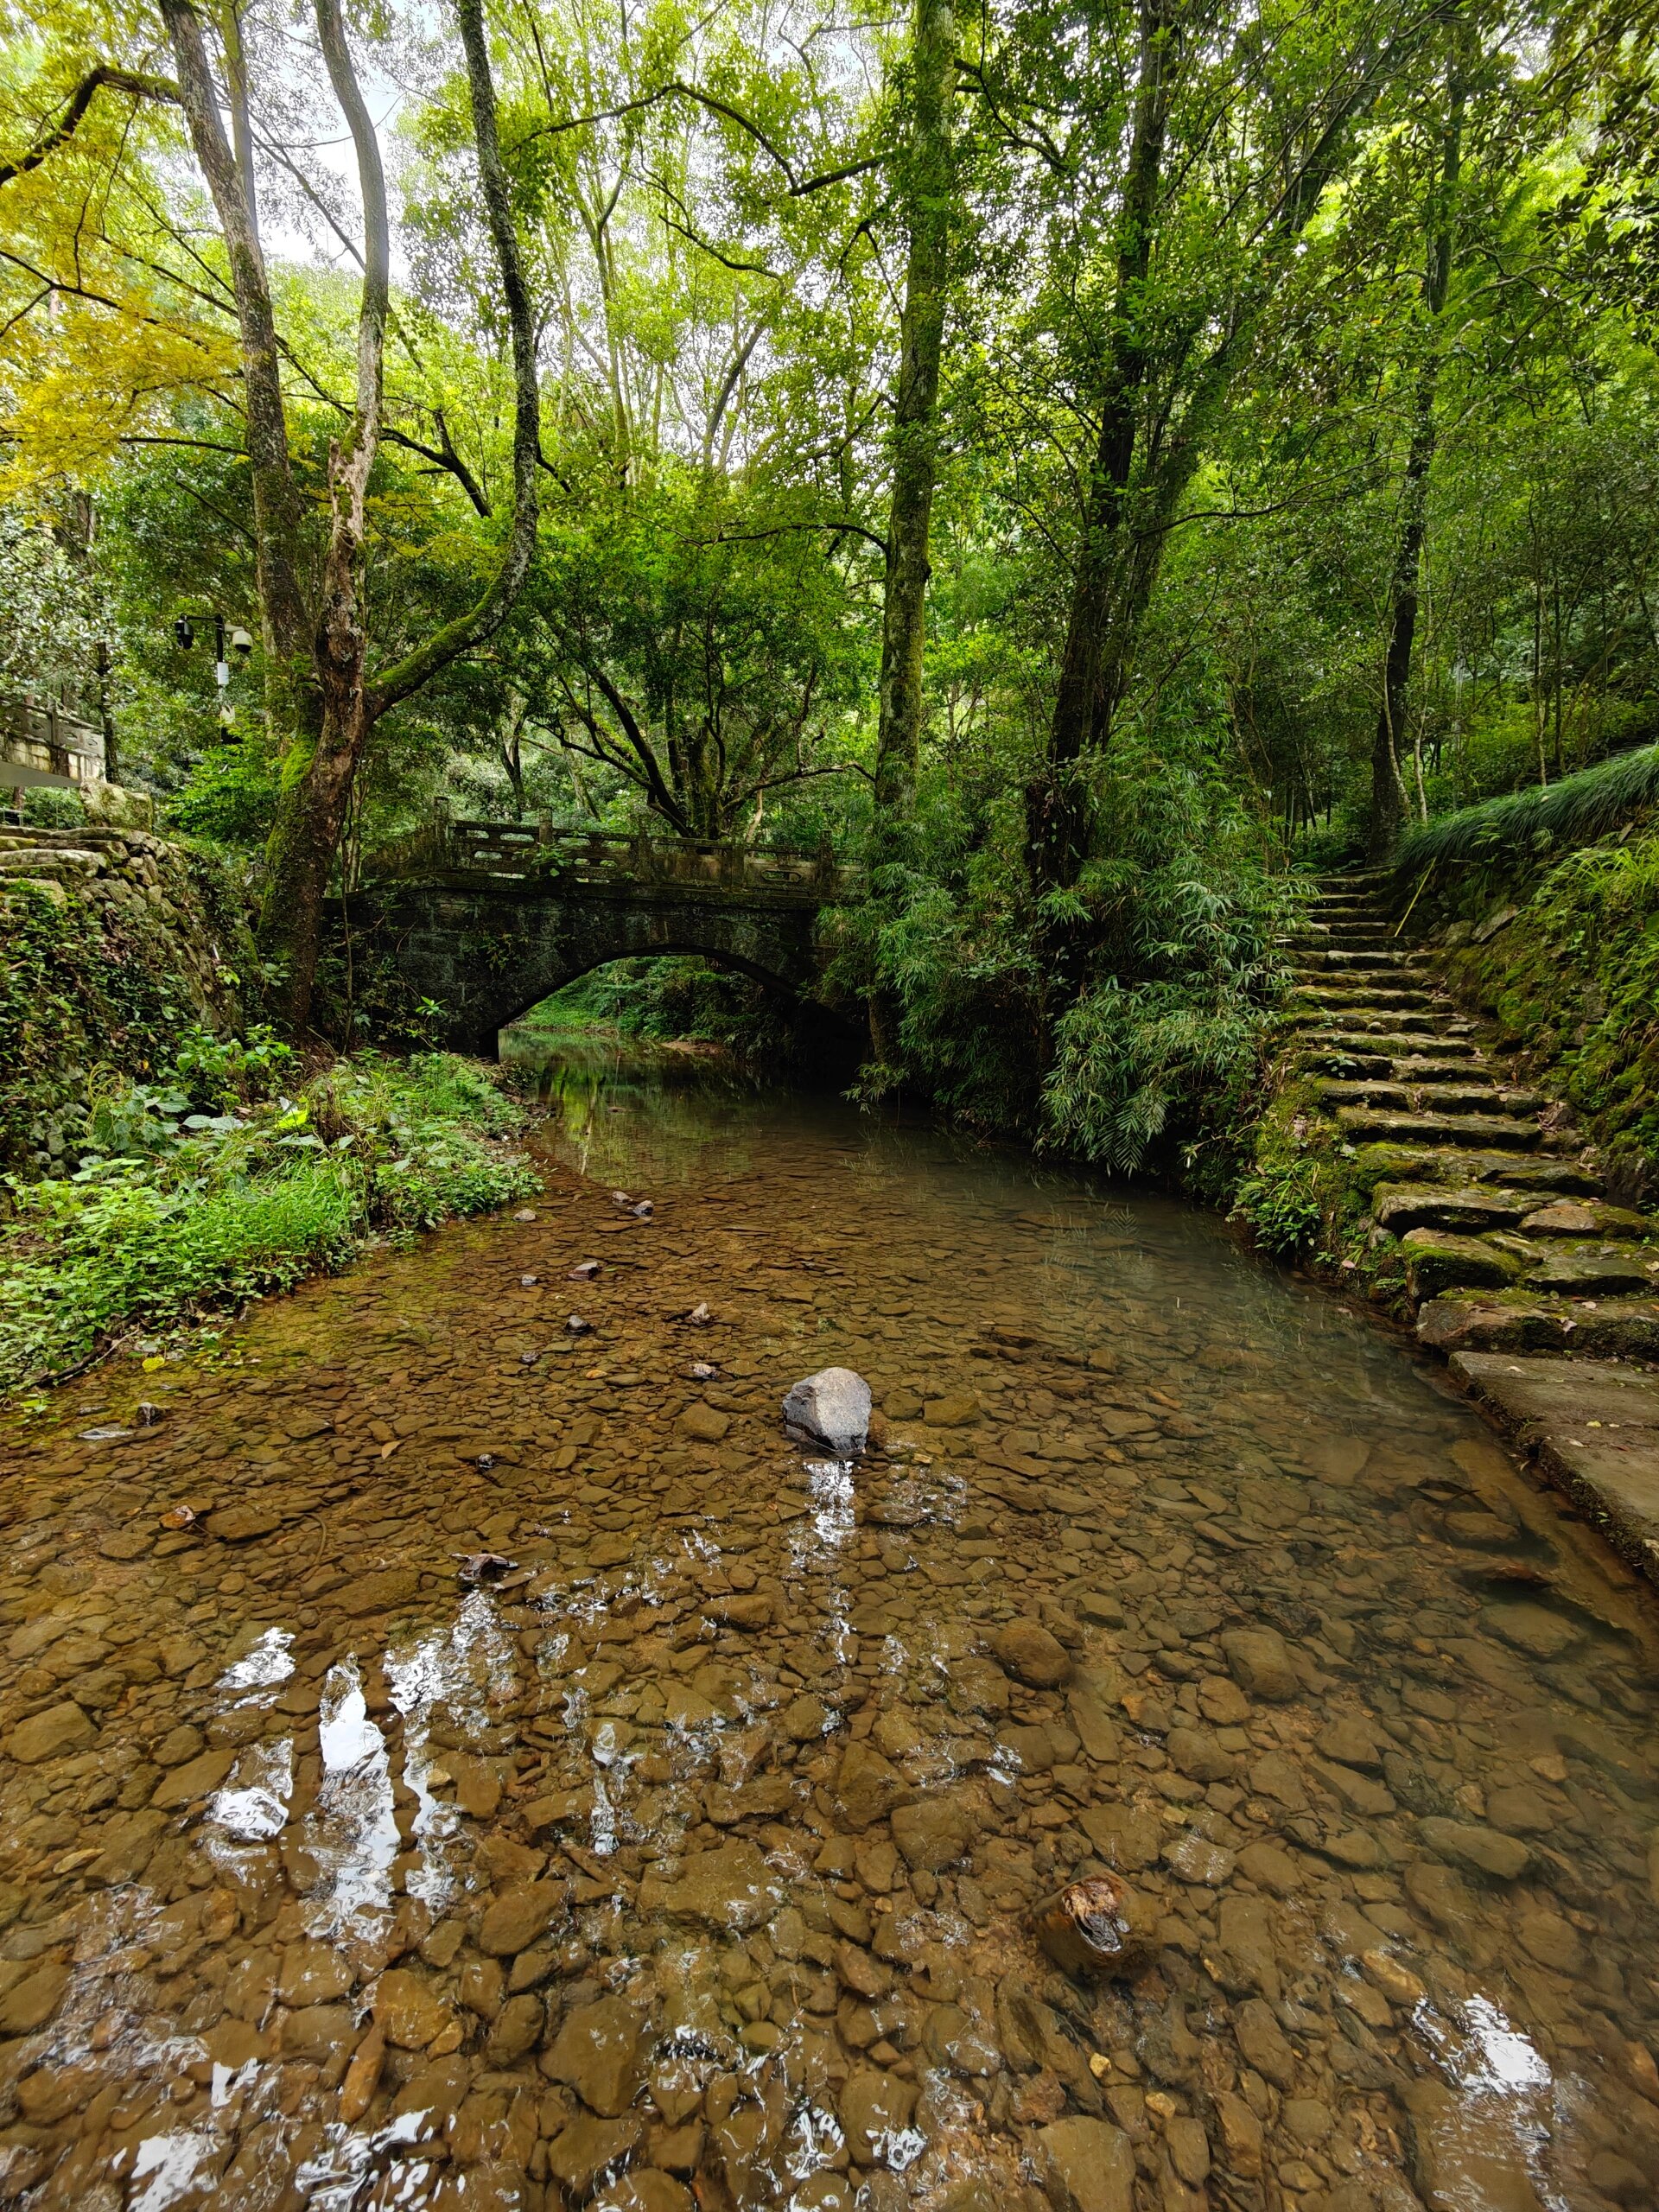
455 1551 517 1585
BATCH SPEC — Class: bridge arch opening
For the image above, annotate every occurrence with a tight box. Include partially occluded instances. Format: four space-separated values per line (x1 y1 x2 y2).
497 951 861 1084
497 948 804 1052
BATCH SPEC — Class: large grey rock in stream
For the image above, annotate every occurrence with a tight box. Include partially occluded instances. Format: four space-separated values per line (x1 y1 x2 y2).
782 1367 871 1455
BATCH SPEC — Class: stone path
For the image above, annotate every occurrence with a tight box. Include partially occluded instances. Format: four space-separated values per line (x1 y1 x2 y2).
1291 872 1659 1582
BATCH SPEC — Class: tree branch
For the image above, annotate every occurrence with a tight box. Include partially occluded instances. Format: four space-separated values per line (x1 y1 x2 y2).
0 65 181 189
366 0 541 719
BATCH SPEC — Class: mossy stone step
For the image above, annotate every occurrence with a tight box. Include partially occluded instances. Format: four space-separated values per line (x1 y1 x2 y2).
1372 1184 1535 1235
1300 1014 1443 1040
1349 1144 1600 1195
1420 1292 1659 1362
1316 1078 1536 1116
1336 1106 1542 1150
1526 1245 1659 1296
1450 1352 1659 1580
1518 1198 1654 1240
1402 1229 1522 1298
1294 987 1436 1012
1389 1055 1498 1083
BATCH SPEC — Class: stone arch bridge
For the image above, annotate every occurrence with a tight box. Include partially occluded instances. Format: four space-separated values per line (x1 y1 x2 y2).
340 816 862 1053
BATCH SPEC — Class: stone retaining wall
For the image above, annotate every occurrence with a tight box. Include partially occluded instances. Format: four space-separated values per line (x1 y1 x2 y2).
0 827 255 1170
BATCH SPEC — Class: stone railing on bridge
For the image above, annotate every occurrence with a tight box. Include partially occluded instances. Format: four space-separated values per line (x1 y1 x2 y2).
359 810 863 900
2 698 106 793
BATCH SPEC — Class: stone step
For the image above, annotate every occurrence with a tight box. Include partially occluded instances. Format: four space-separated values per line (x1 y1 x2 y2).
1448 1351 1659 1578
1336 1106 1543 1151
1315 1033 1479 1061
1297 1013 1443 1039
1511 1197 1654 1240
1372 1058 1501 1089
1402 1229 1523 1299
1372 1184 1536 1236
1293 986 1436 1012
1526 1244 1659 1297
0 849 102 876
1458 1155 1604 1194
1400 1230 1657 1301
1294 949 1428 973
1314 1078 1539 1116
1349 1147 1603 1197
1305 931 1397 951
1421 1293 1659 1363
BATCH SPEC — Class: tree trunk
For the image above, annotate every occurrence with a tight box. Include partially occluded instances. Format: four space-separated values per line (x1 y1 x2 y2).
1027 0 1173 894
1368 36 1466 863
871 0 957 836
159 0 312 702
258 0 391 1029
256 0 543 1031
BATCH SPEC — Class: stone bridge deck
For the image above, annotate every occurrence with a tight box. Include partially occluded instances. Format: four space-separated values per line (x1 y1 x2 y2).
344 817 863 1052
360 817 862 903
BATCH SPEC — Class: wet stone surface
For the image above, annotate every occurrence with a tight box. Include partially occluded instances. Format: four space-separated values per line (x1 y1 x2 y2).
2 1051 1659 2212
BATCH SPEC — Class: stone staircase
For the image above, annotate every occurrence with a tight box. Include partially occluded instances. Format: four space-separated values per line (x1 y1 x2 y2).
1287 873 1659 1582
1290 871 1659 1358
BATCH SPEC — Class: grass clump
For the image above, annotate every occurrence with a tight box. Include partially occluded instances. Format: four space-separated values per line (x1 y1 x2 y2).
1395 742 1659 881
0 1039 536 1394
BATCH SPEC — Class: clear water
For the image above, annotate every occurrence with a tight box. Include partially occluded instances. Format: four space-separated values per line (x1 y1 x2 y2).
1 1039 1656 2212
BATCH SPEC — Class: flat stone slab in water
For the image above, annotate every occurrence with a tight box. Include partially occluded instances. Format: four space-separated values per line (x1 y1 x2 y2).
1452 1351 1659 1579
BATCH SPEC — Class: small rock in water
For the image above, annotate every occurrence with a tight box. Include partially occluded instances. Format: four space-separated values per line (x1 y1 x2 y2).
568 1313 594 1335
782 1367 872 1456
160 1503 200 1531
686 1302 714 1326
688 1361 718 1380
569 1259 601 1280
513 1208 537 1222
632 1200 653 1218
520 1273 539 1287
610 1191 632 1206
995 1618 1072 1688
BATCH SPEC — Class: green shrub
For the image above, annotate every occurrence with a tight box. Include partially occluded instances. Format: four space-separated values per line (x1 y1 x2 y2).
0 1047 536 1393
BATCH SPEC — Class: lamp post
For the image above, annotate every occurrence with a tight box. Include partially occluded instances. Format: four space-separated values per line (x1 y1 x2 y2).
172 611 253 739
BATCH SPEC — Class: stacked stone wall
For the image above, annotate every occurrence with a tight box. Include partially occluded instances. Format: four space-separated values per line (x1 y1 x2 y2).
0 828 255 1170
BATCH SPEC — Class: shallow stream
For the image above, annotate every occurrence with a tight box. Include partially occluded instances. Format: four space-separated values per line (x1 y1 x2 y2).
1 1040 1656 2212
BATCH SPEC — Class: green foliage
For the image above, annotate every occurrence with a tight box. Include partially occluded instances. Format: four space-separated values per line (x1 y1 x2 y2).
851 722 1296 1173
166 735 283 850
0 1048 536 1392
524 957 794 1065
1230 1154 1327 1258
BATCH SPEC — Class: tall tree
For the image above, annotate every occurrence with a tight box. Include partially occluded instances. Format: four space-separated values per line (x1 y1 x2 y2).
5 0 541 1031
1016 0 1453 897
1369 23 1471 860
871 0 958 830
